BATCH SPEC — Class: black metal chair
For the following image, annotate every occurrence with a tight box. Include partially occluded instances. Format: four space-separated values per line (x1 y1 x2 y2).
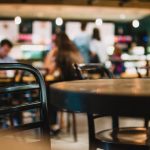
17 66 77 142
0 63 50 147
74 63 150 150
73 63 113 79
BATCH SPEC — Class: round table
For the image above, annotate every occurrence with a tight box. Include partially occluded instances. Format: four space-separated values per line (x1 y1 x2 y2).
50 79 150 117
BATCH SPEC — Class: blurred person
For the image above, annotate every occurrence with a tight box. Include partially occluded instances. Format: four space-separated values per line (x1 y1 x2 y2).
0 39 17 77
0 39 16 63
73 22 90 63
90 28 108 64
44 32 83 78
0 39 22 128
111 43 125 77
44 32 83 135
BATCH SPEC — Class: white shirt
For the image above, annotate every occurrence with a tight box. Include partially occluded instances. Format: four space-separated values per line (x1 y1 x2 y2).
0 56 17 77
90 39 108 63
0 56 17 63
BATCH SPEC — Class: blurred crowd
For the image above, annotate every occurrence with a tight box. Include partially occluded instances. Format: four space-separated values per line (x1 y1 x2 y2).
0 22 126 136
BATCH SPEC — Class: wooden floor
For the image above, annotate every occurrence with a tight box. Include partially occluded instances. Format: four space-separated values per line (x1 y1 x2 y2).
51 113 145 150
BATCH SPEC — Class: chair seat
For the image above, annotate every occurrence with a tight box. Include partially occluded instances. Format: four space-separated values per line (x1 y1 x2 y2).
96 127 150 147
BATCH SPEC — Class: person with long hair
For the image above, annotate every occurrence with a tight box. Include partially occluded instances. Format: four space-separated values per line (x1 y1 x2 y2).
73 22 90 63
44 32 83 80
44 32 83 135
90 28 108 64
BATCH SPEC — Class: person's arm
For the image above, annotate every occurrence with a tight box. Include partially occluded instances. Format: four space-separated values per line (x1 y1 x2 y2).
44 48 57 74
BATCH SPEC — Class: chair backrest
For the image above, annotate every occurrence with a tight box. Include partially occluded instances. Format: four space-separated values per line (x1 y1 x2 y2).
0 63 50 143
73 63 117 145
135 66 150 79
73 63 113 80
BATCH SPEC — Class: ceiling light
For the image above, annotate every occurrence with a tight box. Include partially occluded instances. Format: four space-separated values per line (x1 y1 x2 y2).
132 19 140 28
95 18 103 26
14 16 22 25
55 17 63 26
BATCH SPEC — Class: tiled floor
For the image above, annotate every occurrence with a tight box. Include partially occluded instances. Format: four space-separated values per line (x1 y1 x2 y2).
51 113 88 150
51 113 145 150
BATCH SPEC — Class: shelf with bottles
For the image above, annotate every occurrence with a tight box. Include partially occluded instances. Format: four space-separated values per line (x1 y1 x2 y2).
120 46 150 78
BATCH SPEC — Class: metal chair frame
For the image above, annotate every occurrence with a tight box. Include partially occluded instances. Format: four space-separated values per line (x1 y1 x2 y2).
0 63 50 146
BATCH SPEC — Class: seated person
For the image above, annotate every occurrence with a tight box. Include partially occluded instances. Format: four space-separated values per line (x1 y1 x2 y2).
0 39 16 63
44 32 83 80
44 32 83 135
111 43 125 77
0 39 17 76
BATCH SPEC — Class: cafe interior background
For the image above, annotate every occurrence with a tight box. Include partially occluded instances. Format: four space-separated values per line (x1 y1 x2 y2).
0 0 150 78
0 1 150 150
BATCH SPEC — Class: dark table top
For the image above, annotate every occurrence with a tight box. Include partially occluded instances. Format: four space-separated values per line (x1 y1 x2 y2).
50 79 150 116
